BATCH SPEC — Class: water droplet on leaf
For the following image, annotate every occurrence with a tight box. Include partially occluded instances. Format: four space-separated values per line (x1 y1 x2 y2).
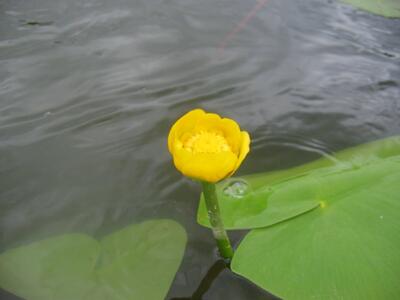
223 179 250 199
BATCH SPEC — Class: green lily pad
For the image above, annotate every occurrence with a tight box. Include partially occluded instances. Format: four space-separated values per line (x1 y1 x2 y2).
342 0 400 18
231 144 400 299
197 177 320 230
197 136 400 230
0 219 187 300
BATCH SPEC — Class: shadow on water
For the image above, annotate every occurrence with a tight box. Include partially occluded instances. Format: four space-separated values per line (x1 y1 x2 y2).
169 260 227 300
169 260 279 300
0 289 23 300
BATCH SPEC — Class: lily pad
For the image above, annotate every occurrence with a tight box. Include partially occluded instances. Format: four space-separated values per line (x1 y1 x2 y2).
0 219 187 300
197 136 400 229
342 0 400 18
230 142 400 299
197 177 320 230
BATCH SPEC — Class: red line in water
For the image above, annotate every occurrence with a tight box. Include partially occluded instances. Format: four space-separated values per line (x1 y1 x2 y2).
218 0 269 56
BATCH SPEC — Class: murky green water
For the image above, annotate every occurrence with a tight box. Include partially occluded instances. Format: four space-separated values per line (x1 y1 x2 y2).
1 0 399 299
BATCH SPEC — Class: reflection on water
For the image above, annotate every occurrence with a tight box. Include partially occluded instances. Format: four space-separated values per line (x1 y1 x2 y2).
0 0 399 299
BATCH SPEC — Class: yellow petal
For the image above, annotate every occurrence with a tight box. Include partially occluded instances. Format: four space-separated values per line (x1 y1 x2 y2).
173 147 238 182
218 118 242 154
231 131 250 175
193 113 242 154
168 108 205 154
193 113 222 133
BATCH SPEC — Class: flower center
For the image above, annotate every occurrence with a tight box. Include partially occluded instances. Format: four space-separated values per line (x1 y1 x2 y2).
183 131 231 154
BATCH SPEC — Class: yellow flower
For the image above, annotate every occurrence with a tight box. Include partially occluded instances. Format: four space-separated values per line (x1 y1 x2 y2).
168 109 250 183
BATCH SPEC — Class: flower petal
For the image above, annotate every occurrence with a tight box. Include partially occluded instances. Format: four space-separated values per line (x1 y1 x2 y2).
168 108 205 154
219 118 242 154
193 113 222 133
173 147 238 182
193 113 242 154
230 131 250 175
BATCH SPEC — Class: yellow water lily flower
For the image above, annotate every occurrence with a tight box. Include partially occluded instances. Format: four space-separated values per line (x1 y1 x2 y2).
168 109 250 183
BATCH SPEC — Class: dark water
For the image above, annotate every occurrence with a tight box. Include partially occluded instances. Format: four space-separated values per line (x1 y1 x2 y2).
0 0 399 299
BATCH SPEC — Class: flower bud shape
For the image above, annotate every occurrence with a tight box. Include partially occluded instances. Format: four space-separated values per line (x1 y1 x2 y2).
168 109 250 183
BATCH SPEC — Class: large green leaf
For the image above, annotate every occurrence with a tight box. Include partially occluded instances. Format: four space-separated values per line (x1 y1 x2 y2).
197 177 320 230
231 150 400 299
342 0 400 18
0 219 186 300
197 136 400 230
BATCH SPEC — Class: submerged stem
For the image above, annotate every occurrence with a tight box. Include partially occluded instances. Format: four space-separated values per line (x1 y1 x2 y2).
201 181 234 261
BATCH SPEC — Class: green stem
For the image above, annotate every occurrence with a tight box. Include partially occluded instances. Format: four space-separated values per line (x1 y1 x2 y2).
201 181 234 261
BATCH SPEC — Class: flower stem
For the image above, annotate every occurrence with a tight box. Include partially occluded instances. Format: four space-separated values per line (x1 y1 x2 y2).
201 181 234 261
